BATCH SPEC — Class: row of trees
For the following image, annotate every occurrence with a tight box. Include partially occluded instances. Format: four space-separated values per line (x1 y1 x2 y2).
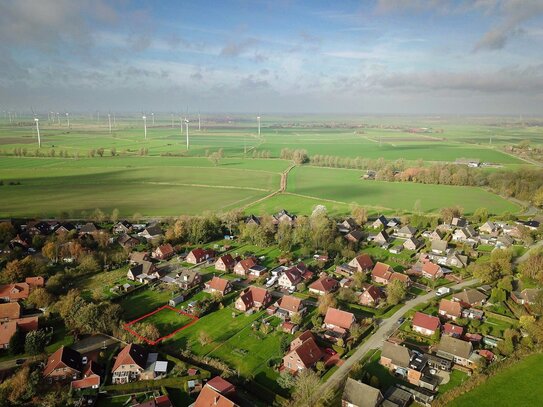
280 148 309 164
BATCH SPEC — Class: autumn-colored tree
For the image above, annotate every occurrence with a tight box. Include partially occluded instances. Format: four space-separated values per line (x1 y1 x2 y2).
317 293 337 315
27 287 55 309
41 241 58 262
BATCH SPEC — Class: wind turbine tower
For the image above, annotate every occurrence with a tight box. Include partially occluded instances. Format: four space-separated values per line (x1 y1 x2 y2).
57 112 60 125
185 118 190 150
65 112 70 128
8 111 12 124
257 116 261 137
171 114 174 128
108 113 112 134
34 117 41 148
151 112 155 126
198 112 201 131
142 115 147 140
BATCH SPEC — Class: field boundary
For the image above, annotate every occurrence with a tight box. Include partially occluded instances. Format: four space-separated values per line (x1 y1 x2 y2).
123 304 199 345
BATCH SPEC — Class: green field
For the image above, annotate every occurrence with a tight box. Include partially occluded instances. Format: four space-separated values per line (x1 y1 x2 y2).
131 307 195 337
0 115 539 217
449 353 543 407
285 166 519 214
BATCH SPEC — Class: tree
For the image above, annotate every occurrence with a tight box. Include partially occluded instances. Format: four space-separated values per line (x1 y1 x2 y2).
208 152 221 166
290 312 302 325
291 370 331 406
473 207 489 223
27 287 55 309
134 323 160 342
24 330 48 355
41 241 58 263
280 335 291 353
1 365 40 404
317 293 337 315
276 222 294 252
77 254 101 274
386 279 407 305
111 208 120 223
8 327 24 355
199 331 212 346
277 371 296 389
351 205 368 225
490 287 506 303
519 252 543 281
440 206 463 223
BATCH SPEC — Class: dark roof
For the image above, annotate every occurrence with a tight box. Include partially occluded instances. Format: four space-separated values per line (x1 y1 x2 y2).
112 344 148 372
438 336 473 359
342 378 382 407
44 346 82 376
382 341 410 367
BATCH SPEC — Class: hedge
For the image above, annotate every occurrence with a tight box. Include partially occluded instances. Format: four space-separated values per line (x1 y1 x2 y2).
103 375 206 395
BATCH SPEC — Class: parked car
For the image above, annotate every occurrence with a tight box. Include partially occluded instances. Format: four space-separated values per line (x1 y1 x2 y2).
15 359 25 365
324 348 337 356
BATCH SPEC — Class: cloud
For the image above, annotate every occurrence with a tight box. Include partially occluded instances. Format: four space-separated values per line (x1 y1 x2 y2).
220 38 259 57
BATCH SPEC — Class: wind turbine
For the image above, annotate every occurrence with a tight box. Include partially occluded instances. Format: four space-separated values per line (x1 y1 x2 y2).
142 115 147 139
35 117 41 147
8 111 12 124
56 112 60 125
151 112 155 126
257 115 261 137
185 118 190 150
113 113 116 128
108 113 112 134
65 112 70 128
198 111 201 131
171 113 174 129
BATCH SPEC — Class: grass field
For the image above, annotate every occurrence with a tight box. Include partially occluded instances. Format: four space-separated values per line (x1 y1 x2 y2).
449 353 543 407
285 166 519 214
129 306 196 338
117 287 174 320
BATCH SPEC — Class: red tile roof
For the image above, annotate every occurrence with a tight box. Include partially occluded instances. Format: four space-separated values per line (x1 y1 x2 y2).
206 376 236 395
390 272 410 284
439 299 462 318
443 323 463 336
422 262 442 277
25 276 45 287
0 302 21 320
412 312 440 332
372 262 393 280
0 283 30 301
236 257 256 271
353 254 374 270
194 385 237 407
324 307 355 330
43 346 82 377
217 254 236 269
286 336 322 369
277 295 302 313
112 344 148 372
309 276 338 293
70 374 100 390
207 277 231 293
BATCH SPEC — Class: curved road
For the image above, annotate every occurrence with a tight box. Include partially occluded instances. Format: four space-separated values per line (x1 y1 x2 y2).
315 278 478 403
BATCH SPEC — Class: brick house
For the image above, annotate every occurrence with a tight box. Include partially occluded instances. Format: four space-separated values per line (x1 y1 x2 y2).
43 346 83 383
412 312 441 336
308 276 339 296
152 243 175 260
272 295 306 319
278 267 303 290
359 285 384 307
438 299 462 320
204 277 233 296
233 257 257 276
111 344 149 384
323 308 356 338
421 262 444 280
215 254 236 272
282 330 322 373
348 254 374 273
186 248 215 264
235 286 272 312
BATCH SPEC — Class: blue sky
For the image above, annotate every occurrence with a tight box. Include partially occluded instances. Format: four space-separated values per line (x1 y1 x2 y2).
1 0 543 114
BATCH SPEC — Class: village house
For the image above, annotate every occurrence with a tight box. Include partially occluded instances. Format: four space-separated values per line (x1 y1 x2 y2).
372 215 389 229
443 323 464 338
452 226 478 245
152 243 175 260
323 307 356 340
233 257 257 276
348 254 374 273
359 285 384 307
431 240 448 255
421 262 444 280
130 251 150 264
0 302 21 322
117 233 140 249
511 288 541 305
373 230 390 246
113 220 133 234
204 276 233 296
428 229 445 241
345 230 364 243
43 346 83 383
282 330 322 373
436 336 477 369
235 286 272 312
379 341 428 387
79 222 100 235
396 225 417 239
127 261 157 281
479 221 499 235
270 295 306 319
278 267 303 290
245 214 261 226
342 378 384 407
186 248 215 264
192 376 238 407
451 217 468 228
215 254 236 272
71 361 103 391
54 222 76 235
371 262 394 284
0 316 39 349
138 225 164 241
412 312 441 336
111 344 167 384
175 269 202 290
452 289 487 307
308 275 339 296
273 209 296 224
338 218 359 233
403 237 423 251
439 299 462 320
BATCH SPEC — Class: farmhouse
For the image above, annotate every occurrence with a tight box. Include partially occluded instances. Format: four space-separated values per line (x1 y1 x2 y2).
345 230 364 243
43 346 82 383
235 286 272 312
348 254 374 272
215 254 236 272
342 378 384 407
130 251 150 264
79 222 99 235
479 221 498 234
245 214 261 226
204 277 233 296
412 312 440 336
233 257 257 276
439 299 462 320
308 276 339 296
323 307 356 339
186 248 215 264
283 330 322 373
152 243 175 260
273 209 296 224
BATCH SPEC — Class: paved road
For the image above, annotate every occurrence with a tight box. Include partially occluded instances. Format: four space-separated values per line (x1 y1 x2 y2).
314 278 478 403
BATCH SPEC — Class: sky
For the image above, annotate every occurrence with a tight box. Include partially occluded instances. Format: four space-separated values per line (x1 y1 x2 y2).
1 0 543 115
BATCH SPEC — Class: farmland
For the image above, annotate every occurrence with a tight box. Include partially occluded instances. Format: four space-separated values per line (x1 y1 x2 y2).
449 353 543 407
0 115 539 218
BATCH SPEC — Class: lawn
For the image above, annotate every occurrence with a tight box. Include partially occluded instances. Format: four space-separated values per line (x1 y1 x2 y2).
127 306 197 339
117 286 175 320
449 353 543 407
286 166 519 215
